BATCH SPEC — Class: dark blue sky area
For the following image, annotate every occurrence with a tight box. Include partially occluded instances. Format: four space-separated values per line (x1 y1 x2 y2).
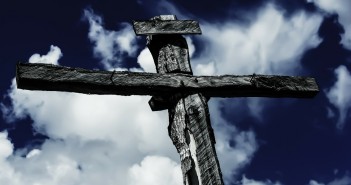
1 1 351 185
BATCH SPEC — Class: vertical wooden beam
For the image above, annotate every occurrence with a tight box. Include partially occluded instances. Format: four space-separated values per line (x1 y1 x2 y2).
146 16 193 74
146 15 224 185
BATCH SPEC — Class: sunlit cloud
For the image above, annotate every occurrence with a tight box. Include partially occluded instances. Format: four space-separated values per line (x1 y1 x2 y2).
326 65 351 130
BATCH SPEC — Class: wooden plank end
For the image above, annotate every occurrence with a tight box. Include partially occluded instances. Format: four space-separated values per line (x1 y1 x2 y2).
133 20 202 35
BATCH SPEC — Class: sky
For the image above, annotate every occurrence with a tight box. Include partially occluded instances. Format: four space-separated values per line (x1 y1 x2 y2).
1 0 351 185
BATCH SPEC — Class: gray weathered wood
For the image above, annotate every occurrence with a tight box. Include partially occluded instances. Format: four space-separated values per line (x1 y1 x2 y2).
16 63 319 98
146 15 224 185
184 94 222 184
133 20 201 35
147 34 193 74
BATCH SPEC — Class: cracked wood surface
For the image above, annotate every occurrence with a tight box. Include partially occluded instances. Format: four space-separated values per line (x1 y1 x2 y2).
16 63 319 98
133 20 201 35
145 15 224 185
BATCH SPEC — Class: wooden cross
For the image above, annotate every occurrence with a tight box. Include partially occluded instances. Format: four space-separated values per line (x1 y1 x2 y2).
16 15 319 185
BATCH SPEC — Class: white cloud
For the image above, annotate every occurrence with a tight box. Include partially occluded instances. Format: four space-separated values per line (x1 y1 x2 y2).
193 3 322 76
194 61 216 76
28 45 62 65
0 132 13 160
209 99 258 184
137 47 156 73
242 175 282 185
326 65 351 130
0 132 20 185
128 155 182 185
3 78 176 154
185 36 196 58
1 45 63 122
311 0 351 49
3 138 182 185
26 148 41 158
83 9 138 70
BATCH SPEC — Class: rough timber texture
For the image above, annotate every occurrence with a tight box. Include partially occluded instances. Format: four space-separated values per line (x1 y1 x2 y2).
17 63 319 98
144 15 195 111
145 16 194 111
145 15 224 185
133 20 201 35
148 34 193 74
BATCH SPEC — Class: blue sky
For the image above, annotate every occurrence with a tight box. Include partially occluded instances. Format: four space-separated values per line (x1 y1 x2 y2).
1 0 351 185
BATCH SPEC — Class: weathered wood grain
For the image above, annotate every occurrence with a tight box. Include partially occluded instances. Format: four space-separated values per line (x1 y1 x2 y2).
133 20 201 35
16 63 319 98
185 94 223 185
145 15 224 185
145 16 194 110
147 34 193 74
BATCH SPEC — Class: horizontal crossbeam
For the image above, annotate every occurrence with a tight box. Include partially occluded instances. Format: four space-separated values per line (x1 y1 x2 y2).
133 20 201 35
17 63 319 98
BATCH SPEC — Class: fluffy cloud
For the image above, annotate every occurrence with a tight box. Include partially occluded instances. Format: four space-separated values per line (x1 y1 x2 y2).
28 45 62 65
2 46 63 122
193 3 322 76
128 155 182 185
326 65 351 130
137 47 156 73
0 132 182 185
83 9 138 70
0 132 13 160
208 99 258 184
0 132 19 185
310 0 351 49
